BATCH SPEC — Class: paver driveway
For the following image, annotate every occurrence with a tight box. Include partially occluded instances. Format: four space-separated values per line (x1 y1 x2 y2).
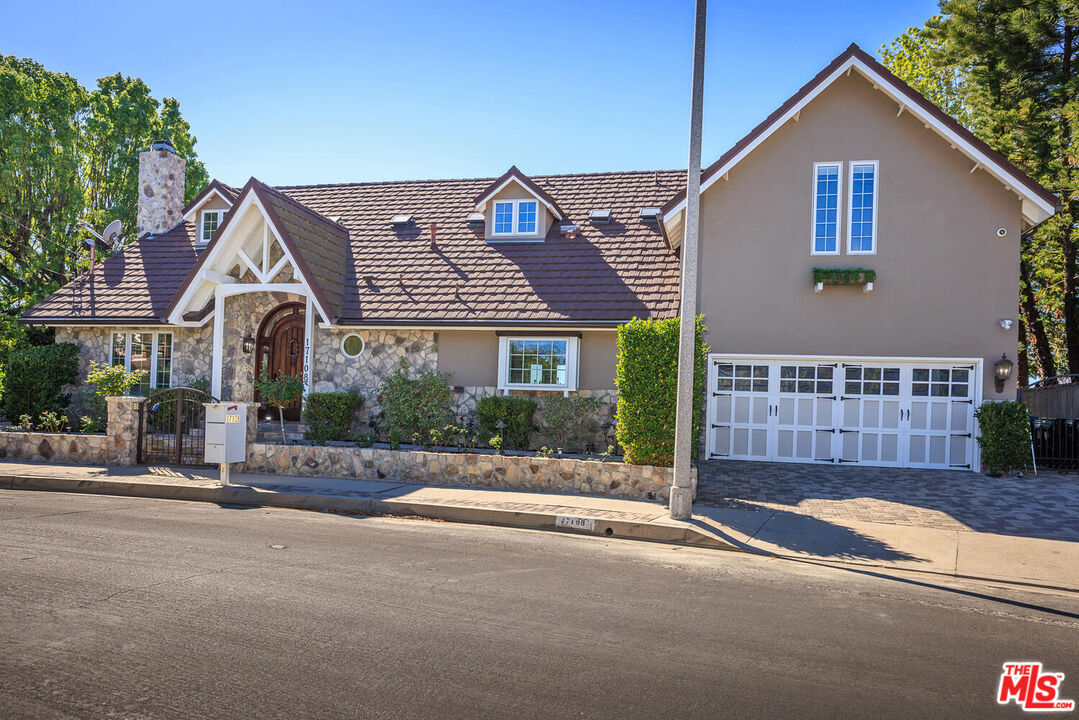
696 460 1079 542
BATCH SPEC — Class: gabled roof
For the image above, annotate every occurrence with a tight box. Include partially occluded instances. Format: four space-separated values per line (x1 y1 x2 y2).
182 179 238 218
24 169 683 327
166 177 349 323
472 165 566 221
661 43 1058 228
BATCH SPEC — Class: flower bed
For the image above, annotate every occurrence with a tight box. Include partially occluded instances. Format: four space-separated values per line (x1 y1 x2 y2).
241 443 683 501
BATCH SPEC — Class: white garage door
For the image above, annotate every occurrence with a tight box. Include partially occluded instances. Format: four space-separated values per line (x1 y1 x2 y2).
707 356 979 470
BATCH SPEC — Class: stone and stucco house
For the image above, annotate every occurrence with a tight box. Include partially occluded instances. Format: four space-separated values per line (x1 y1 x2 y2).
22 45 1058 472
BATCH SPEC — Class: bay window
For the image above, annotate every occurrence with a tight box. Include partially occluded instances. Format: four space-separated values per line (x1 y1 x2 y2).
110 332 173 395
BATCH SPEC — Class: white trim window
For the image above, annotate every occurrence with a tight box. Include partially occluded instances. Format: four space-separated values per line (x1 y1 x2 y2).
811 162 842 255
847 161 878 254
199 209 226 247
110 332 173 395
496 336 579 393
491 200 540 239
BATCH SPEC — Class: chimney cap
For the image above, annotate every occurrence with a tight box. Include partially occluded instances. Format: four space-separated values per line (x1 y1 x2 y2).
150 139 175 153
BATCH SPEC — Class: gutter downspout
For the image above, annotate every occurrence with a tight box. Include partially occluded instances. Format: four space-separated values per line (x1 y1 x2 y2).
670 0 707 520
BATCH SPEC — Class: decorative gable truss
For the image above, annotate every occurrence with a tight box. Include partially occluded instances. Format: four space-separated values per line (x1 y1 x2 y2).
164 180 330 325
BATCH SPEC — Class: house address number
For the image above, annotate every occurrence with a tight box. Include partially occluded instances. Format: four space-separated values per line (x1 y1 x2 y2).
555 515 596 531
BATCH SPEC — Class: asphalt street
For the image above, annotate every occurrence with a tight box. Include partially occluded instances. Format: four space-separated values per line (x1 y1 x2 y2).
0 490 1076 719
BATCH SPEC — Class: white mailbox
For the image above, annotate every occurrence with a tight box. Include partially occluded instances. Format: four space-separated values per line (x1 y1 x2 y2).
204 402 248 465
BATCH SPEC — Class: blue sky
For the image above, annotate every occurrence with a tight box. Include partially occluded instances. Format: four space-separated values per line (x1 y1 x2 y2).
1 0 939 186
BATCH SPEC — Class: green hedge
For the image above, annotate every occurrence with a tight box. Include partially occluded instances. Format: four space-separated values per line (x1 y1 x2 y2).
476 395 537 451
2 343 80 421
303 391 364 444
615 316 708 467
974 400 1031 476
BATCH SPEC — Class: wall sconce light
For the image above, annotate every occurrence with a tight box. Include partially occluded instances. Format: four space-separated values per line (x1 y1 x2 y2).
242 334 255 354
994 353 1014 393
999 318 1014 331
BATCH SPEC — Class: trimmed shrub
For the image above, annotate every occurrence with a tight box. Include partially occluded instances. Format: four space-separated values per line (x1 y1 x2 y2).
615 316 708 467
2 343 79 421
378 361 454 447
303 391 364 444
476 395 537 451
538 394 602 453
974 400 1031 476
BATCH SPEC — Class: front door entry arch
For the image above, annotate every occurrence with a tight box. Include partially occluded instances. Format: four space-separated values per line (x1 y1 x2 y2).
254 301 305 421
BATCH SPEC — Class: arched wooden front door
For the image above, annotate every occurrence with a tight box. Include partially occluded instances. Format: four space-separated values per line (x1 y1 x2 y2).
254 302 305 421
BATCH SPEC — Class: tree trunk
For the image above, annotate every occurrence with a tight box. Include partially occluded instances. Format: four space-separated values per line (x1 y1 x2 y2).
1017 315 1029 386
1019 256 1056 379
278 406 287 445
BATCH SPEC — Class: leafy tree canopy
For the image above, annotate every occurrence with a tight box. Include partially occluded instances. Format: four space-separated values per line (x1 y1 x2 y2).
0 54 208 350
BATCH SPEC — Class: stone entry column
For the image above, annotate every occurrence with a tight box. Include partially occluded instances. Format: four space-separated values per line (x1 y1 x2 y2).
106 396 146 465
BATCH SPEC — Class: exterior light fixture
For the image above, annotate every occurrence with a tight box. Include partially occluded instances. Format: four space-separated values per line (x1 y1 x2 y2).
999 318 1014 331
495 420 507 455
242 334 255 354
994 353 1014 393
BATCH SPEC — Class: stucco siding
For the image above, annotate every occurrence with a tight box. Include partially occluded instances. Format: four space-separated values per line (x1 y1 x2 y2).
695 71 1021 399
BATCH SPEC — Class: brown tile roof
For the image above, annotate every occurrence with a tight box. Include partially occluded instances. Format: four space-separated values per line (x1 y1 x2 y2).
472 165 567 220
181 179 239 215
21 221 199 324
23 169 685 326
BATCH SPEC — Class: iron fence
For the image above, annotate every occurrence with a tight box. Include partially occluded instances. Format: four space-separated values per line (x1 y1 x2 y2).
1031 417 1079 471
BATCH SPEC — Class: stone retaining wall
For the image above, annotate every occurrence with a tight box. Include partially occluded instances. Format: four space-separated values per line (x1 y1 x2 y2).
0 396 143 466
241 443 680 501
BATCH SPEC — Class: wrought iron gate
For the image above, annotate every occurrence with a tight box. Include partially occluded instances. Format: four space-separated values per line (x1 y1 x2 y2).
138 387 218 465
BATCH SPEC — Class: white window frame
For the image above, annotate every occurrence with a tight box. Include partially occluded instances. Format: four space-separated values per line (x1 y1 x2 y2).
810 161 842 256
846 160 879 256
496 336 579 395
340 333 365 358
109 331 173 390
199 209 226 247
489 199 542 240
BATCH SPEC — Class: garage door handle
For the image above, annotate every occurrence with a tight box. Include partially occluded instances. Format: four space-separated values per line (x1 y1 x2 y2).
839 429 858 434
818 395 836 401
953 399 973 404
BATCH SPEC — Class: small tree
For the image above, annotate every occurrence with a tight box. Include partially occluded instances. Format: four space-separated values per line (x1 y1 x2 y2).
377 361 453 447
538 395 602 453
255 372 304 444
86 361 146 426
615 316 708 466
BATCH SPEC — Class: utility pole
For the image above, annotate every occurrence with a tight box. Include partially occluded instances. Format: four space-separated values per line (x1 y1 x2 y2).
670 0 707 520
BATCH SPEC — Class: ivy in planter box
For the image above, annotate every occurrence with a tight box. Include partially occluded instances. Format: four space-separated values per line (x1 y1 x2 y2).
812 267 876 286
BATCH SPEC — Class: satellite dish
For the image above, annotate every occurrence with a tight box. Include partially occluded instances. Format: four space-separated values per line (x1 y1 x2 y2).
102 220 123 251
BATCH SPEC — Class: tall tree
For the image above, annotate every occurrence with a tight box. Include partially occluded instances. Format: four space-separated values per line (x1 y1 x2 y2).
882 1 1078 380
0 55 208 348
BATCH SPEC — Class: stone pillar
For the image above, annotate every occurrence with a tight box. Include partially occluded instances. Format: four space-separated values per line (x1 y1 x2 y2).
137 140 186 236
106 396 145 466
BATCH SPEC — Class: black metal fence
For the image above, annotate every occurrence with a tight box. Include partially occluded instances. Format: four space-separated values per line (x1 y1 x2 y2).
139 387 217 465
1031 417 1079 471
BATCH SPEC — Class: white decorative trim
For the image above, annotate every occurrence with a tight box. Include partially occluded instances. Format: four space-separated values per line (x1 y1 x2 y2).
474 176 562 220
183 187 235 221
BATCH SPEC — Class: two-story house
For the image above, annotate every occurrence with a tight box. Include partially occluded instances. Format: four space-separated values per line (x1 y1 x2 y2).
22 44 1057 473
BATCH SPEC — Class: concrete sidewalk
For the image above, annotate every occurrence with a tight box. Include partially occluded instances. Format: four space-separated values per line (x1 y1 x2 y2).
1 460 1077 593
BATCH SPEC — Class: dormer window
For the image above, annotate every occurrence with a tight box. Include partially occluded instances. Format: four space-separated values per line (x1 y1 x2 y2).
492 200 539 237
200 209 225 247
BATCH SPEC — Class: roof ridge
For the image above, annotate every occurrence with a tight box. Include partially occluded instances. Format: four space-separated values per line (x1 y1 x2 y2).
274 168 685 191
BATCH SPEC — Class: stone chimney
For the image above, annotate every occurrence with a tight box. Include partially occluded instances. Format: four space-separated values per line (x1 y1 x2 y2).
136 139 186 236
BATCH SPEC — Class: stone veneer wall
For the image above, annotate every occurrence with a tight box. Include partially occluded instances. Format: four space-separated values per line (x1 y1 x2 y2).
55 326 212 416
136 147 186 236
242 443 678 501
0 396 143 465
312 328 437 418
220 291 305 402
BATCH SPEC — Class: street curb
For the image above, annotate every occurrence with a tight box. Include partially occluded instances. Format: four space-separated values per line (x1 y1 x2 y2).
2 474 742 552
